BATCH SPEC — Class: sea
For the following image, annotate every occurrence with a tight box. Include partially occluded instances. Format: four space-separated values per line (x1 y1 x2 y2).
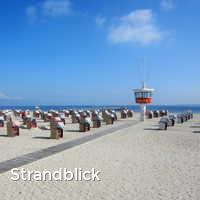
0 105 200 113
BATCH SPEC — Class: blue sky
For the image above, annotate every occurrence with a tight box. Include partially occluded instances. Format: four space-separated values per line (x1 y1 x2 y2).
0 0 200 105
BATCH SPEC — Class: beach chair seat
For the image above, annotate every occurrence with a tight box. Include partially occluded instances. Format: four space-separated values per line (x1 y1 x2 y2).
93 120 101 128
38 125 50 130
121 110 127 119
71 112 80 123
164 110 168 116
0 116 4 127
101 110 115 124
92 110 99 119
159 121 167 130
159 118 168 130
31 118 37 128
127 110 134 118
146 111 153 119
34 110 40 118
59 113 66 124
79 117 91 132
64 110 70 117
14 110 21 117
110 110 117 121
177 114 184 123
159 110 165 117
153 110 159 118
79 122 90 132
7 118 20 137
50 118 64 139
86 110 91 117
92 115 102 128
169 115 176 126
106 114 114 125
45 113 53 122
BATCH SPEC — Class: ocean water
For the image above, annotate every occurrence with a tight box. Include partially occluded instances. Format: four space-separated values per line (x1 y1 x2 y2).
0 105 200 113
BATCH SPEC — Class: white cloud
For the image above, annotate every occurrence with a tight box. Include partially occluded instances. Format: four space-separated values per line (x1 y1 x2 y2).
25 5 37 21
95 15 106 27
26 0 71 21
0 92 23 100
42 0 71 17
108 9 166 45
160 0 175 11
0 92 9 99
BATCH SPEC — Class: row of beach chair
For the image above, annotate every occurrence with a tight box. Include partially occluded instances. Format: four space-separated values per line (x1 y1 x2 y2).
146 110 168 119
159 111 193 130
0 109 134 139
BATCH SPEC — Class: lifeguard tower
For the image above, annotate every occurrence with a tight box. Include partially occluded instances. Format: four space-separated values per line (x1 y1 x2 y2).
133 82 154 121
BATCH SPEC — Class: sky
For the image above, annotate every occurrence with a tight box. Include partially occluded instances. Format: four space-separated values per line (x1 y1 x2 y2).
0 0 200 105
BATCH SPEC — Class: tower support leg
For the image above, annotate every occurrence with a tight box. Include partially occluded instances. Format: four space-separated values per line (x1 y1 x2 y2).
140 104 146 121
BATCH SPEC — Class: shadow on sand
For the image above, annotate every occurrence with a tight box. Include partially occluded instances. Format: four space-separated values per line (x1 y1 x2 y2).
0 135 9 137
32 136 50 139
65 130 80 133
192 130 200 134
144 128 160 131
190 126 200 128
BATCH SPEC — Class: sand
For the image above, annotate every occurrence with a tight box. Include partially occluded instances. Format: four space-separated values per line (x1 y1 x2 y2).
0 113 199 200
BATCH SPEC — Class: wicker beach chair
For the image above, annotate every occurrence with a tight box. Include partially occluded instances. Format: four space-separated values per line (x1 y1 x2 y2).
159 118 168 130
71 111 81 123
79 117 91 132
33 110 41 118
127 110 134 118
26 118 37 129
146 111 153 119
153 110 159 118
92 114 103 128
6 117 20 137
121 110 127 119
50 117 64 139
0 116 4 127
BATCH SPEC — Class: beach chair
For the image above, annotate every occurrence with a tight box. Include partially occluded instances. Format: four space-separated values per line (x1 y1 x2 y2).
79 117 91 132
169 115 176 126
45 113 53 122
177 114 184 123
92 110 99 119
189 111 193 119
164 110 168 116
14 110 21 118
159 110 165 117
71 111 81 123
50 117 64 139
80 111 87 118
106 114 114 125
34 110 40 118
159 118 168 130
0 116 4 127
110 110 117 121
58 113 66 124
92 114 103 128
102 110 108 122
187 111 193 120
64 110 70 117
146 111 153 119
86 110 91 117
153 110 159 118
26 118 37 129
102 110 114 125
127 110 133 118
121 110 127 119
21 111 26 119
7 117 20 137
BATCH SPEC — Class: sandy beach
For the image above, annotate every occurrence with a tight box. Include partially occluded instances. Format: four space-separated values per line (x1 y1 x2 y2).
1 0 200 199
0 112 199 200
